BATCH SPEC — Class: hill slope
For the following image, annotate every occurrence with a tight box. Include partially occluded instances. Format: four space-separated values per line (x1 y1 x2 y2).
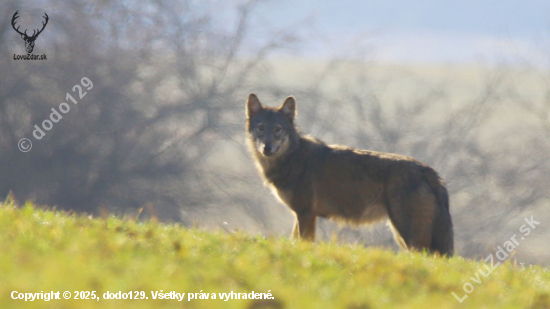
0 199 548 309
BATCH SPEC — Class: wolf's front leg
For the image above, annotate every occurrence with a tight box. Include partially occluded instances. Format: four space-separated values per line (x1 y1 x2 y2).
292 219 300 238
295 213 316 241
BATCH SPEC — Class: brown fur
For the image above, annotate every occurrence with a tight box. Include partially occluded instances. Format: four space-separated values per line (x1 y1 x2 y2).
246 94 454 256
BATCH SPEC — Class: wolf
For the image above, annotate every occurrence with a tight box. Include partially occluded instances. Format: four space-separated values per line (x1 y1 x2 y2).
245 94 454 256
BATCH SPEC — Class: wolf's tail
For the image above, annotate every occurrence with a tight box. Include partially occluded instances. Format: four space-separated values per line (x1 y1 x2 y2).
424 169 454 256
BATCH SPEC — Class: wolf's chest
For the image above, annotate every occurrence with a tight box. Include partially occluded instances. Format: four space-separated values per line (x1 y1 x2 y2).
269 185 295 207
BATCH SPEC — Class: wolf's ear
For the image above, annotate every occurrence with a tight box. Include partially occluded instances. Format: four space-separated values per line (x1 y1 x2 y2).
279 96 296 122
247 94 263 118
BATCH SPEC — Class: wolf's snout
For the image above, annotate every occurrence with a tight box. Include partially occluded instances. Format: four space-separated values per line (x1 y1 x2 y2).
263 144 273 156
262 143 279 156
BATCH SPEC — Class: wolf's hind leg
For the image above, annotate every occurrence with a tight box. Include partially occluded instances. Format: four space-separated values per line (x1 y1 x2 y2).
406 212 434 253
388 222 408 251
387 182 436 253
388 211 433 253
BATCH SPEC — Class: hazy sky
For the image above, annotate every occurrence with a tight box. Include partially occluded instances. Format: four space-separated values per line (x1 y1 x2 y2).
251 0 550 64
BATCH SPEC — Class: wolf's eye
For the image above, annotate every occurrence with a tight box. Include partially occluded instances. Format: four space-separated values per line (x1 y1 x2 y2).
256 124 265 133
274 126 282 134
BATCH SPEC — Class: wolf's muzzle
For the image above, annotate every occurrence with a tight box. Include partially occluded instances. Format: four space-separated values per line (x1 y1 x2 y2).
262 143 279 156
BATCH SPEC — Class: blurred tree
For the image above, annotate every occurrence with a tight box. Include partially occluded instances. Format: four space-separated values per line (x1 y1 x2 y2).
0 0 299 224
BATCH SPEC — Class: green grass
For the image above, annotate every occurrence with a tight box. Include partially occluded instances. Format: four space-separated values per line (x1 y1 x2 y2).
0 198 548 309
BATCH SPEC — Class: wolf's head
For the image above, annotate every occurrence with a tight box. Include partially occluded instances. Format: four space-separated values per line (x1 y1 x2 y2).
246 94 298 159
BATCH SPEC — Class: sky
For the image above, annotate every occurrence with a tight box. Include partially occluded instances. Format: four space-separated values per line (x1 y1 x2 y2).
249 0 550 64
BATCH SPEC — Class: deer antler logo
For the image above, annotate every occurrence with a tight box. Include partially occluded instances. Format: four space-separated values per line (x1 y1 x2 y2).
11 10 49 54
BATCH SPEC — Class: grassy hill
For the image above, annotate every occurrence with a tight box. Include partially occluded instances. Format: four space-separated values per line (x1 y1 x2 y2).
0 198 548 309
